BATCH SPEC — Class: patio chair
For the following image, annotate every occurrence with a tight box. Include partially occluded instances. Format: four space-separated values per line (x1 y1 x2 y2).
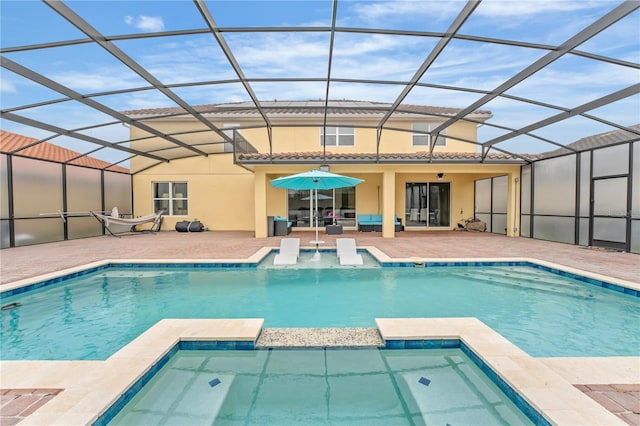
273 238 300 265
336 238 363 266
91 207 164 236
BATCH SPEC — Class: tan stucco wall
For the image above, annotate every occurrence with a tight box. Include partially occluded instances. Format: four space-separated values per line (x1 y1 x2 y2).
255 119 478 155
132 153 255 231
129 117 478 162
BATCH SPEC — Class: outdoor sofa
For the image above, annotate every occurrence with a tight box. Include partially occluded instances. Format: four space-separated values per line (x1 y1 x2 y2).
357 214 403 232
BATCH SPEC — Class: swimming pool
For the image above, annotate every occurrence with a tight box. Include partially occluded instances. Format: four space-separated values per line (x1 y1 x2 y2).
1 261 638 360
105 347 536 425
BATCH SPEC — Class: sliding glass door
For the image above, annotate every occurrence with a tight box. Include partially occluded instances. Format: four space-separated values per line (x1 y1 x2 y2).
405 182 450 227
287 187 357 228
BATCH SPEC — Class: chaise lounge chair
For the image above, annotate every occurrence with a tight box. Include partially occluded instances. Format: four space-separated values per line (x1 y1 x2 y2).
91 207 164 236
336 238 363 265
273 238 300 265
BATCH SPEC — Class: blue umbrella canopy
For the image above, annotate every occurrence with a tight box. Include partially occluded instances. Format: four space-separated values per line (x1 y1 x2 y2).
270 170 363 190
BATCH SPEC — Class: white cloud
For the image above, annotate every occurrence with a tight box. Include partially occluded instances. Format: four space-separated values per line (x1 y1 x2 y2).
53 68 144 92
1 79 17 93
124 15 165 32
476 1 599 18
350 1 459 23
137 16 165 32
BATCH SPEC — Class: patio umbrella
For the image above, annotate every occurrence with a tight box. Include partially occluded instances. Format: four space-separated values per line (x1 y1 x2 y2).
271 170 364 260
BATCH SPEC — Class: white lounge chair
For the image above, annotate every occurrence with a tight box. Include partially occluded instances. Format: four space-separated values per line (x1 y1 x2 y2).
336 238 363 265
273 238 300 265
91 207 164 236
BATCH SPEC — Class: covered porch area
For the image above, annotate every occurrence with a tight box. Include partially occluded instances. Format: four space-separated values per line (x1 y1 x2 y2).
254 163 521 238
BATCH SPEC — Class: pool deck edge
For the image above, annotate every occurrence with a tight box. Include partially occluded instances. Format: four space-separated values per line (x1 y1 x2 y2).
2 252 638 296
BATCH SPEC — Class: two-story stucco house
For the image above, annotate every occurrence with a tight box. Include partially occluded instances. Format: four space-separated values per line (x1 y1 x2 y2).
125 100 529 238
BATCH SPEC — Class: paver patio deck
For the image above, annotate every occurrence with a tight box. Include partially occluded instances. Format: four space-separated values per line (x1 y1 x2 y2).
1 230 638 285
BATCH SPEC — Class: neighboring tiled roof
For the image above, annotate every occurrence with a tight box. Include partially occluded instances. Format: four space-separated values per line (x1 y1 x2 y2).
123 100 492 120
543 124 640 157
237 151 538 163
0 130 129 173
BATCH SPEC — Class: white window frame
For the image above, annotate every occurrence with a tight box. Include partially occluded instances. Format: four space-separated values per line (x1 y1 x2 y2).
320 126 355 146
153 182 188 216
412 123 446 147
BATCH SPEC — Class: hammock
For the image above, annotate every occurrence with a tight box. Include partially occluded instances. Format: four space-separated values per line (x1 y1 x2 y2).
91 207 163 236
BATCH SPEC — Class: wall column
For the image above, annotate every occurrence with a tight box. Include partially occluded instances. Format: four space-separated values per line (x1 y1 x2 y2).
506 172 521 237
382 170 396 238
254 170 268 238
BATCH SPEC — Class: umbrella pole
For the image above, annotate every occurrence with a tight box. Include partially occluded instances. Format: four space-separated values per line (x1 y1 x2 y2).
311 186 322 261
315 188 319 242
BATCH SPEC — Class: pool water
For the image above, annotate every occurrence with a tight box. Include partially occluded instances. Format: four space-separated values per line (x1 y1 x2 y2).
107 348 535 426
1 265 638 359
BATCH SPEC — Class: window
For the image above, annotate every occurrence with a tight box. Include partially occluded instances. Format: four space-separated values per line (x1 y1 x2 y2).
153 182 188 216
412 123 446 147
320 126 355 146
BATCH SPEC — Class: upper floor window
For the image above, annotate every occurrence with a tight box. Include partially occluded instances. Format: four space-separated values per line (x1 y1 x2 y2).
412 123 446 147
153 182 188 216
321 126 355 146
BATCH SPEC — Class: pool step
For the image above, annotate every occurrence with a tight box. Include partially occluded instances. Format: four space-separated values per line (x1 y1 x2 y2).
475 267 576 288
456 267 584 290
450 270 596 300
256 327 384 348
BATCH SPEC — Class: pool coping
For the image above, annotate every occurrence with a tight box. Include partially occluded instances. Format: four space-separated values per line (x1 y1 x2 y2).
1 318 628 425
2 245 638 296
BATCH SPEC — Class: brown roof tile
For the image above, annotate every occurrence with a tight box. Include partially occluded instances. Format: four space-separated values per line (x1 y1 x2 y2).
543 124 640 157
123 100 492 120
237 150 535 163
0 130 129 173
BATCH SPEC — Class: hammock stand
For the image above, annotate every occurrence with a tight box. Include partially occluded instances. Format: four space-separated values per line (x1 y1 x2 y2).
91 207 163 237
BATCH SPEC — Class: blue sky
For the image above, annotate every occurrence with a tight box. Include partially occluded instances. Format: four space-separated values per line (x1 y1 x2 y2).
1 0 638 164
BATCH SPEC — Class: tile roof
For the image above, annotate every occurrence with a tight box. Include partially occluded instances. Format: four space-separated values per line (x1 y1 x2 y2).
237 150 537 164
543 124 640 157
123 100 492 120
0 130 129 173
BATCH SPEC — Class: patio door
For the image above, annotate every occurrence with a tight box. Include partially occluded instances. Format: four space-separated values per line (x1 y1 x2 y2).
287 187 356 228
405 182 450 227
591 176 629 250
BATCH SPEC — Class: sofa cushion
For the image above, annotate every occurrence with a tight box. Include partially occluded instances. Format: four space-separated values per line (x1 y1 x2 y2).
358 214 384 225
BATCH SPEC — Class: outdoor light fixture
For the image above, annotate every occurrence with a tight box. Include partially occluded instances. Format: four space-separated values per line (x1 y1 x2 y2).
320 164 330 172
437 173 444 180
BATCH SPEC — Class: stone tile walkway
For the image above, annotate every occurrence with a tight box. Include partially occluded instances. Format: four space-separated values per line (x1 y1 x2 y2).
576 384 640 425
0 389 61 426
